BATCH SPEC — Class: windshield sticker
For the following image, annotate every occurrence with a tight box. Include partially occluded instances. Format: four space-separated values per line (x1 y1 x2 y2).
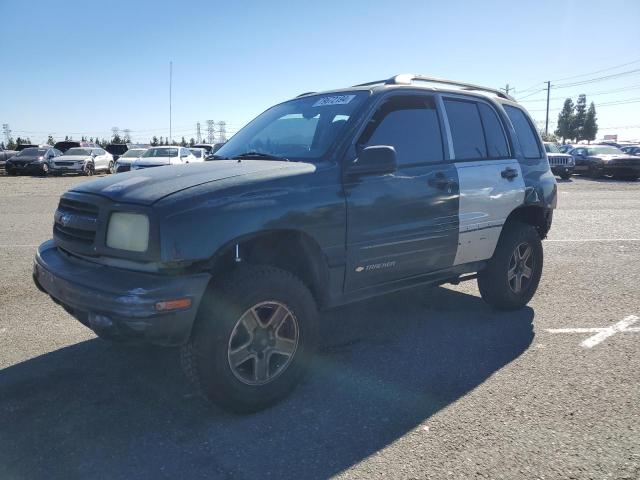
312 95 356 107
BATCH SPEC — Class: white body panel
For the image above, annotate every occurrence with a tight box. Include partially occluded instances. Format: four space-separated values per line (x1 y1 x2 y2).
453 159 525 265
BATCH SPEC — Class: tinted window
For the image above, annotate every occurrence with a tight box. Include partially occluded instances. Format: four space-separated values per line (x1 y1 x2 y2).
360 95 444 166
504 106 542 159
478 103 509 158
444 99 487 160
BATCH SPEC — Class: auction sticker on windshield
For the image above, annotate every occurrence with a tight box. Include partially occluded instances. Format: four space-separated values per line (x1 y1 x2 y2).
312 95 356 107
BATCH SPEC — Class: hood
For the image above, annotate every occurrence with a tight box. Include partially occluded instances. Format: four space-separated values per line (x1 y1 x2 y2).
71 160 314 205
592 154 640 162
10 155 43 163
58 155 90 161
133 157 174 166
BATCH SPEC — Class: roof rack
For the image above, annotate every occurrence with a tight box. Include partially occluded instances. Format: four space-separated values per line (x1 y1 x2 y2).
296 91 316 98
353 74 515 101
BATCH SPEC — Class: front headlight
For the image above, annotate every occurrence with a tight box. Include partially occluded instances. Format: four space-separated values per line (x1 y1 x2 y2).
106 212 149 252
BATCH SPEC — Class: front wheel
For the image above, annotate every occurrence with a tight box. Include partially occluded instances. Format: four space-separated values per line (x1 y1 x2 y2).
108 161 115 174
83 163 95 176
560 173 571 180
478 222 543 310
182 265 318 413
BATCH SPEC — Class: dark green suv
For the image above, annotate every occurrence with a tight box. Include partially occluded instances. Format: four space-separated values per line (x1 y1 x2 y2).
34 74 557 412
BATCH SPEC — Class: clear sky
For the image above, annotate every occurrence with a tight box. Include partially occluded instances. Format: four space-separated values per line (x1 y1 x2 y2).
2 0 639 144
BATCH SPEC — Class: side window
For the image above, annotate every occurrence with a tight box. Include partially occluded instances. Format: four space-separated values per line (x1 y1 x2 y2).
359 95 444 166
504 105 543 159
478 103 510 158
444 99 487 160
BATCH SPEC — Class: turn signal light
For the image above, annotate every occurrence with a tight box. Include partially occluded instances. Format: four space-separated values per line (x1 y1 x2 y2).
155 298 192 312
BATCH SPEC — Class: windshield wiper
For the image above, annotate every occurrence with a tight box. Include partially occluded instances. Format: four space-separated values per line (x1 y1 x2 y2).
231 151 290 162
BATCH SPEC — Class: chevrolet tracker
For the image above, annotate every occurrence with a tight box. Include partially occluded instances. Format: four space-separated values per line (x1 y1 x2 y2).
33 74 557 412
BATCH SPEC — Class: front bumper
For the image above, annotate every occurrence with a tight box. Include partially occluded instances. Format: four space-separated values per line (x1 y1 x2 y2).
51 162 85 174
33 240 211 346
604 163 640 176
6 161 47 174
550 165 574 176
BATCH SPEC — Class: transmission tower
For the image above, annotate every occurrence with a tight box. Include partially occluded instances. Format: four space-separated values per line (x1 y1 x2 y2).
111 127 120 140
217 121 227 142
123 129 131 142
207 120 215 144
196 122 202 143
2 124 11 144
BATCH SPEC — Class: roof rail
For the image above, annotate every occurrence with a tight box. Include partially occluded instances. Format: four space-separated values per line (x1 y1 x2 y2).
353 74 515 101
296 91 316 98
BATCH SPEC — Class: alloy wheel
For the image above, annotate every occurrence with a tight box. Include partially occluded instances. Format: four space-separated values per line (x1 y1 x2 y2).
508 242 534 294
227 301 299 386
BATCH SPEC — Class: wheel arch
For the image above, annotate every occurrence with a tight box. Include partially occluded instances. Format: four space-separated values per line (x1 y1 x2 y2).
205 229 330 306
503 205 552 239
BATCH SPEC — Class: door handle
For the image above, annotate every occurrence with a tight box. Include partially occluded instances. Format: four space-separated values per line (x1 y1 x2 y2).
501 167 519 180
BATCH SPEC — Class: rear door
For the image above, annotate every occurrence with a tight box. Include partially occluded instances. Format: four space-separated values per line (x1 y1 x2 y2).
443 97 526 266
343 93 460 291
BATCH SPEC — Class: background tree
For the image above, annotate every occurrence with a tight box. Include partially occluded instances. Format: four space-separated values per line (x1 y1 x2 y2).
164 138 170 146
583 102 598 144
151 136 159 146
573 94 587 141
189 138 195 147
180 136 187 146
158 136 164 145
81 136 87 141
6 138 16 149
111 133 122 144
47 135 55 146
555 98 575 143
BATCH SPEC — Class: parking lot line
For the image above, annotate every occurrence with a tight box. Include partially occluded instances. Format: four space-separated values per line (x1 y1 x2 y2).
547 315 639 348
546 239 640 242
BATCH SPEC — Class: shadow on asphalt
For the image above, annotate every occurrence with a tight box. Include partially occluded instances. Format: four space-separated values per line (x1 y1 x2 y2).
0 286 534 479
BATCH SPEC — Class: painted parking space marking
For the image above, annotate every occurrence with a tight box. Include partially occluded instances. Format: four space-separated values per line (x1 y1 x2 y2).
546 315 639 348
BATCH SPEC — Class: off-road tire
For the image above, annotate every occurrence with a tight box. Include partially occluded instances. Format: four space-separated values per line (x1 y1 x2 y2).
181 265 318 413
560 173 571 180
478 222 543 310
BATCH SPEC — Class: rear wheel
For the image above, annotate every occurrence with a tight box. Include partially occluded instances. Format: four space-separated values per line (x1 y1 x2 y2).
182 265 318 413
478 222 543 310
40 163 49 176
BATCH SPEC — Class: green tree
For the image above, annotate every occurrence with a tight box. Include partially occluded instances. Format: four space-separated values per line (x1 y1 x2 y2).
573 94 587 141
583 102 598 144
159 136 164 145
47 135 55 146
180 136 187 147
555 98 575 143
7 138 16 149
189 138 195 147
165 138 170 146
151 136 159 146
112 133 122 144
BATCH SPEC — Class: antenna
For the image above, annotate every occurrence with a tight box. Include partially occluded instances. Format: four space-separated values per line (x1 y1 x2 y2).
169 61 173 144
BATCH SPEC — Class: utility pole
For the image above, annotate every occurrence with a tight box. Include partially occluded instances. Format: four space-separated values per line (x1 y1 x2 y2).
504 84 510 96
2 124 11 144
545 81 551 136
196 122 202 143
207 120 215 143
169 61 173 145
217 121 227 142
111 127 119 140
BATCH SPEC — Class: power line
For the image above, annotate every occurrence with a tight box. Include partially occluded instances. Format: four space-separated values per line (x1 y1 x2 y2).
518 83 640 103
550 58 640 82
554 68 640 88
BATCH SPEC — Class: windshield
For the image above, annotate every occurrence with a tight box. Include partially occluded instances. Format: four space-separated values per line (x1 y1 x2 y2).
215 91 369 161
544 143 560 153
588 146 623 155
121 149 146 158
142 148 178 158
65 148 92 156
17 148 47 156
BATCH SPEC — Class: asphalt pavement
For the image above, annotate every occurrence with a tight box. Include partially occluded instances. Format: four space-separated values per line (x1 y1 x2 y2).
0 173 638 479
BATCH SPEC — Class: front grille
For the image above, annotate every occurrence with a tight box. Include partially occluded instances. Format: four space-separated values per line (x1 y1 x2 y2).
548 156 569 166
53 198 100 249
54 161 75 166
116 165 130 172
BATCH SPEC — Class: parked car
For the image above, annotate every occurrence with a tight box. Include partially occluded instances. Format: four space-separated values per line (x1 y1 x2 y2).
53 141 99 153
0 147 17 169
570 145 640 180
131 146 195 170
544 142 574 179
5 146 62 175
50 147 114 176
33 74 556 412
620 145 640 156
188 147 207 162
114 148 148 173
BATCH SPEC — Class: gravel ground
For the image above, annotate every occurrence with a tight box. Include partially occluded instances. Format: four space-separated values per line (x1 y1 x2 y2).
0 173 638 479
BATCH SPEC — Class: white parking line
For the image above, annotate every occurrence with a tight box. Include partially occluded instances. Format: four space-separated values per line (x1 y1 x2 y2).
547 315 639 348
0 245 39 248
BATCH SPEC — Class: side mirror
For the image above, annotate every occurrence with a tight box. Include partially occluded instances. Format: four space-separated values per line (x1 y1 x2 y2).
347 145 397 177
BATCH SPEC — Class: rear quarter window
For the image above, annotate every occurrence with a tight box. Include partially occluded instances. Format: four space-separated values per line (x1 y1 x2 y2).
504 105 543 159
